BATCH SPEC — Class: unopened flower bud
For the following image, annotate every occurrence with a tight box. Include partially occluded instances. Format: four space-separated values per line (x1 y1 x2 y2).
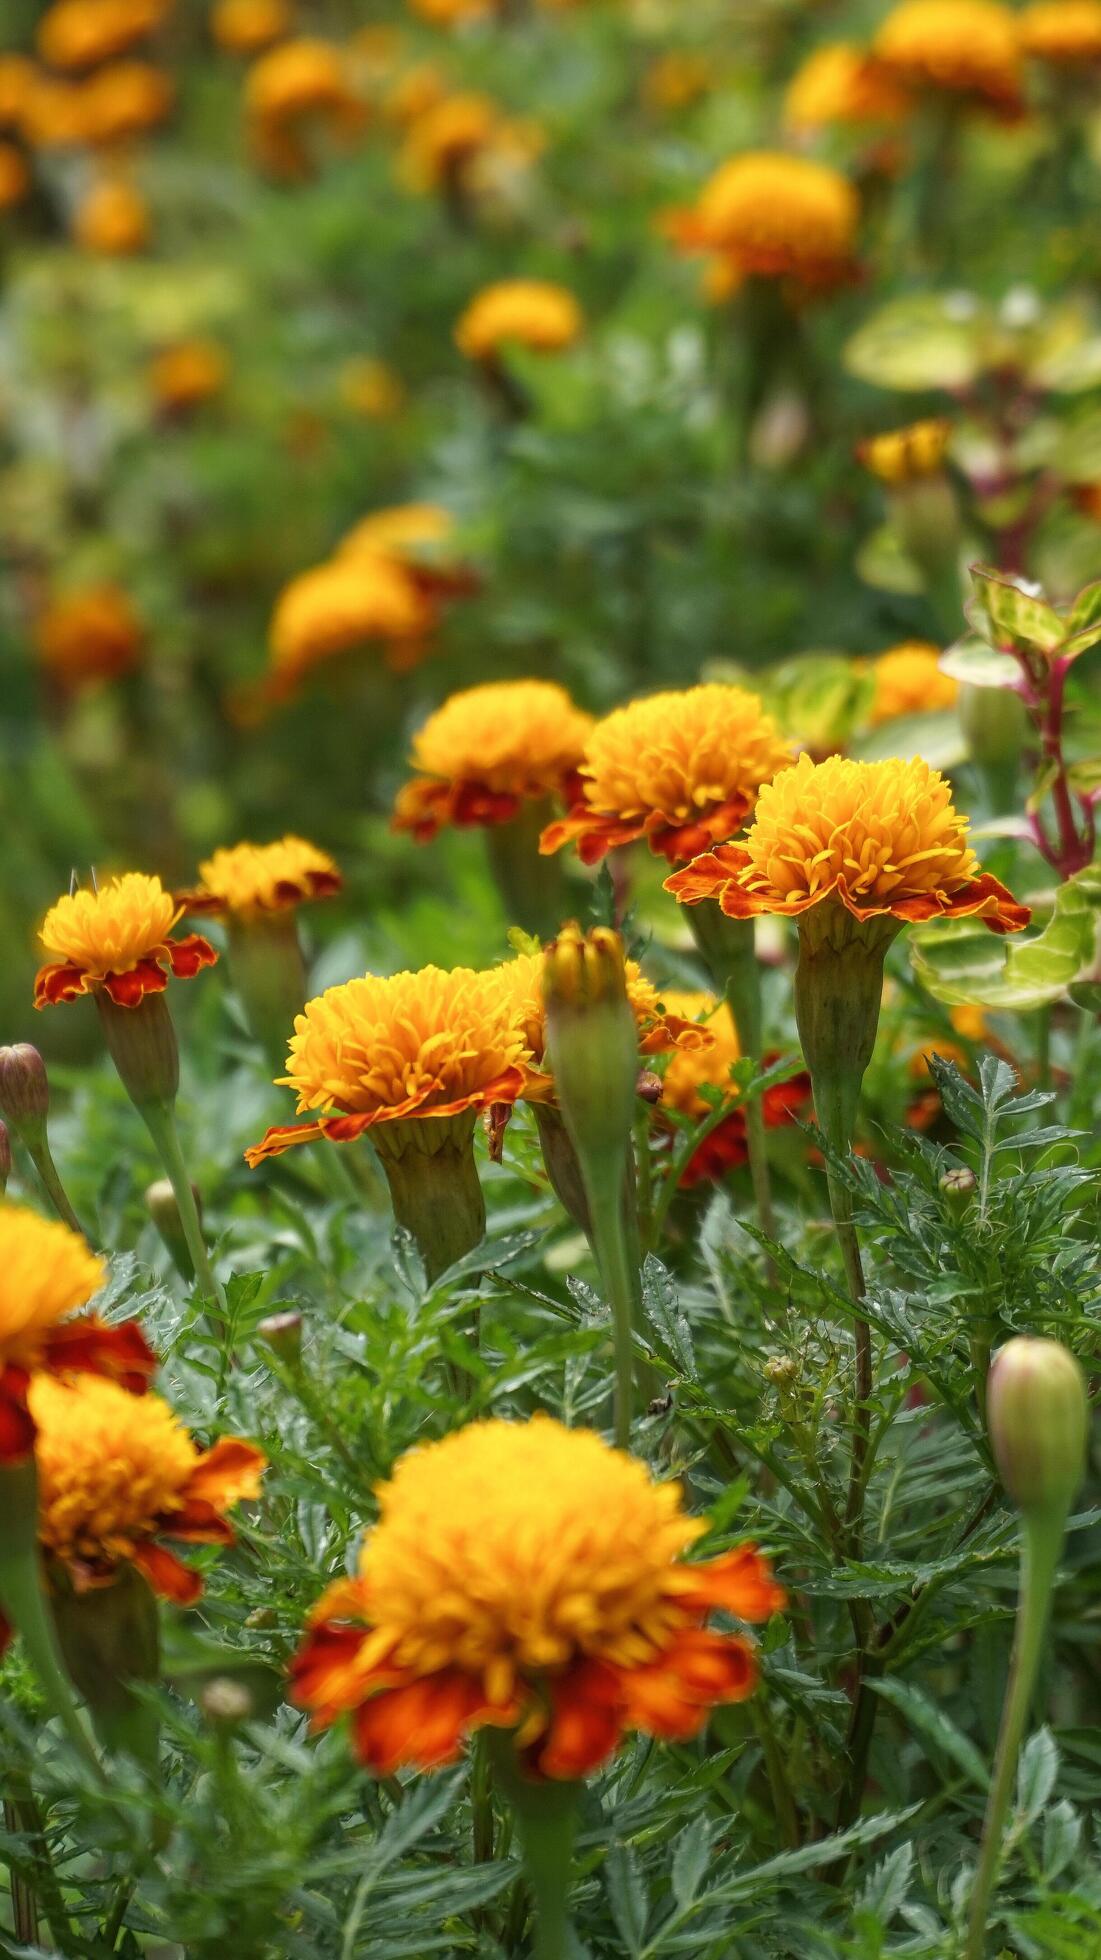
940 1165 977 1207
145 1177 200 1281
988 1337 1089 1520
200 1675 253 1725
0 1043 50 1132
543 925 640 1168
0 1120 10 1193
765 1354 797 1386
257 1309 303 1361
244 1606 277 1629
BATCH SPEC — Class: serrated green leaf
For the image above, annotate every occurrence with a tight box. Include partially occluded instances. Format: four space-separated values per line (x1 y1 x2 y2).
671 1819 715 1911
1017 1727 1059 1823
869 1678 990 1790
605 1841 648 1954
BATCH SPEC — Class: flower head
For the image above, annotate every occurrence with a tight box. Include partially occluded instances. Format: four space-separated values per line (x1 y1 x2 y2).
783 43 910 130
669 152 859 293
337 503 472 602
867 643 959 725
393 681 594 840
245 37 365 175
666 753 1030 935
541 685 793 867
455 280 583 362
291 1414 784 1777
874 0 1022 110
657 990 811 1186
267 556 435 696
148 338 228 414
35 584 144 689
1019 0 1101 63
29 1373 265 1603
858 418 951 484
0 1203 155 1464
185 836 341 920
82 60 175 145
245 964 528 1163
73 175 150 255
35 872 217 1010
211 0 293 55
37 0 170 71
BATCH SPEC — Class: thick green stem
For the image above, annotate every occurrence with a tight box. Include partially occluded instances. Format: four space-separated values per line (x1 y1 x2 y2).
485 801 568 942
965 1513 1064 1960
0 1463 103 1781
3 1778 73 1950
138 1098 225 1312
227 914 309 1072
689 908 777 1269
23 1129 88 1241
488 1734 580 1960
372 1115 486 1287
588 1168 637 1450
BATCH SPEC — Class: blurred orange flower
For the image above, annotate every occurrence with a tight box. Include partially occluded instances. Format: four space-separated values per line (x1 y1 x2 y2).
455 279 583 361
393 680 593 840
35 584 145 689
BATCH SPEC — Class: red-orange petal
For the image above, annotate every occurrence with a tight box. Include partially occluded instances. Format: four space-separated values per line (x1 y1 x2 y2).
352 1670 519 1775
618 1629 758 1739
33 961 89 1008
131 1540 204 1605
167 932 219 978
245 1067 528 1166
44 1314 157 1393
663 844 751 908
675 1544 787 1622
244 1119 328 1166
102 958 170 1007
182 1436 266 1512
538 808 648 863
536 1657 626 1779
0 1368 35 1464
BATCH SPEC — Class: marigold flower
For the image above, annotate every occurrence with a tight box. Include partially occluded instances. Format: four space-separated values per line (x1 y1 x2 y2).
0 142 30 210
148 339 228 415
211 0 293 55
35 583 144 690
245 964 528 1163
81 61 174 145
1019 0 1101 63
18 75 91 150
0 56 36 132
665 753 1029 935
455 280 583 362
27 1373 265 1604
783 43 910 130
658 990 811 1186
267 556 436 694
72 176 150 255
37 0 171 72
874 0 1022 110
669 151 859 293
393 681 594 841
867 643 959 725
184 835 341 918
336 503 473 603
338 356 406 420
383 62 447 130
406 0 494 24
245 36 365 174
858 417 951 484
541 685 793 868
292 1415 785 1777
398 90 501 191
0 1203 155 1465
35 872 217 1010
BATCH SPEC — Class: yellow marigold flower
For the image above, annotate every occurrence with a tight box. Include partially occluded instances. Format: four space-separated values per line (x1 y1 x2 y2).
392 680 594 841
407 0 494 24
867 643 959 725
1019 0 1101 62
399 90 501 191
338 500 453 566
666 753 1030 934
783 43 910 131
455 279 583 362
245 37 366 175
35 873 217 1010
0 143 31 211
148 339 228 415
858 417 951 484
18 75 91 151
245 964 528 1163
338 356 406 420
29 1373 265 1603
642 51 713 111
35 583 145 689
0 1202 154 1465
0 56 36 132
210 0 293 55
874 0 1022 111
669 151 859 292
185 835 342 918
267 556 436 695
72 176 150 255
37 0 171 72
487 951 710 1104
541 684 793 867
291 1414 784 1777
81 61 175 146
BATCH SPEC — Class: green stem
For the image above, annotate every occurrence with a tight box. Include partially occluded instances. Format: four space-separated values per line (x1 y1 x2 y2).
24 1131 87 1241
0 1464 103 1782
137 1099 224 1313
488 1735 580 1960
588 1170 637 1450
965 1511 1064 1960
3 1778 73 1950
689 909 777 1273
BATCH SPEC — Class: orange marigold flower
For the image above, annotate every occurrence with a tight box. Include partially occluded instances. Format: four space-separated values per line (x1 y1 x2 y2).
183 835 341 918
267 556 436 695
244 36 365 174
867 643 959 726
148 338 228 415
28 1373 264 1605
858 417 951 484
211 0 293 55
665 753 1030 935
0 1203 155 1465
338 356 406 420
1019 0 1101 62
486 950 711 1106
874 0 1022 110
669 151 859 293
81 61 174 145
406 0 494 25
72 176 150 255
455 280 583 362
783 43 910 131
35 584 144 689
245 964 528 1163
336 502 473 603
0 142 30 210
0 56 36 132
657 989 811 1186
541 685 793 868
398 90 501 190
291 1415 784 1778
35 872 217 1010
393 681 594 841
18 75 91 150
37 0 171 72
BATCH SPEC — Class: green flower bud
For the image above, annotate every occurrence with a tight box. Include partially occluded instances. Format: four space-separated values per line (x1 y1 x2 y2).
145 1176 200 1281
940 1165 977 1207
257 1309 303 1361
0 1044 50 1132
543 924 640 1173
988 1337 1089 1520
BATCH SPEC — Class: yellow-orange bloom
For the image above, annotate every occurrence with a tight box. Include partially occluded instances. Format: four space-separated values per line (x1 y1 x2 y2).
455 280 583 362
245 964 529 1163
336 503 470 598
0 56 36 132
35 583 144 689
81 61 174 145
185 836 341 918
874 0 1022 110
35 872 217 1010
406 0 494 24
867 644 959 725
211 0 293 55
338 357 406 420
382 62 447 130
245 38 366 175
393 681 594 840
668 151 859 292
18 75 90 151
37 0 171 71
541 684 793 867
0 1203 154 1466
1019 0 1101 62
666 753 1030 934
858 417 951 484
291 1414 784 1777
72 176 150 255
784 43 910 130
267 556 436 695
29 1373 264 1604
0 142 30 210
398 90 499 190
657 990 811 1186
148 339 228 414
